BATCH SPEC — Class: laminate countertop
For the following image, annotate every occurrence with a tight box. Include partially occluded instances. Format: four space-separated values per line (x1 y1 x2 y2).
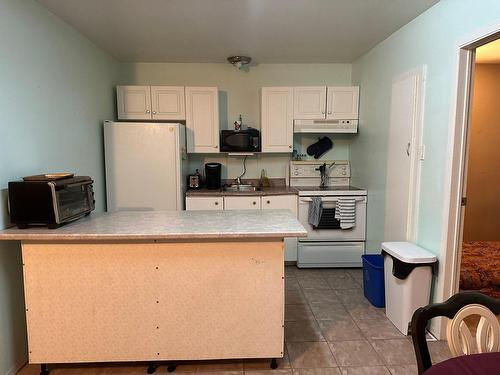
0 210 307 241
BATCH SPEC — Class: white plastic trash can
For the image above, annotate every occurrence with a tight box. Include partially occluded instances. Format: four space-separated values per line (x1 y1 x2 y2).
382 242 437 335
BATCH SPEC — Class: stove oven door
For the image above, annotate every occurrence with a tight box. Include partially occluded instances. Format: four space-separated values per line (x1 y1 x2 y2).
298 196 366 241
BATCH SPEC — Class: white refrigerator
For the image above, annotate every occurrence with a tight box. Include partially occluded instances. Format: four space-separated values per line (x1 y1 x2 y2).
104 121 187 212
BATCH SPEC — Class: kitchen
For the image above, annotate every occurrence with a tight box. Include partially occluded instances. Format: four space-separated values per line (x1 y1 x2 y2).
106 83 364 267
2 1 498 375
2 61 369 374
1 77 366 374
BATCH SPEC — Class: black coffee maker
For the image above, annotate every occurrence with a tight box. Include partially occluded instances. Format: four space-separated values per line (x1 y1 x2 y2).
205 163 222 189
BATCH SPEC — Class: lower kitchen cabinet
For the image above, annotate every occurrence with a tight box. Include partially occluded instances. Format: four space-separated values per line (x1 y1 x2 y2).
261 195 297 216
224 196 261 210
185 197 223 210
186 194 299 262
261 195 298 262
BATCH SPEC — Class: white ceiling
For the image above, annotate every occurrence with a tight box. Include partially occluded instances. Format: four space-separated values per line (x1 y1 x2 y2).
476 38 500 64
37 0 439 63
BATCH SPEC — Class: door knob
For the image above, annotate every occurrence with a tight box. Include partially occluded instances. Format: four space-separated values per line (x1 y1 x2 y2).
253 201 257 205
406 142 411 156
214 201 219 205
267 200 270 204
146 109 150 114
152 111 156 115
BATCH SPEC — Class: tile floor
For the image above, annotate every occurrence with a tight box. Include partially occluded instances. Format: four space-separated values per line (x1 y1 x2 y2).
18 267 452 375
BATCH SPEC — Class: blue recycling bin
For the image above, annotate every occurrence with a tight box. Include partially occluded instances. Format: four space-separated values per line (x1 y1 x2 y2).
362 254 385 308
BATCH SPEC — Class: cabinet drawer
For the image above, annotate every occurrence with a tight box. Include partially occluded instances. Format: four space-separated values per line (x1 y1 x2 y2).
224 196 261 210
185 197 223 210
298 241 364 268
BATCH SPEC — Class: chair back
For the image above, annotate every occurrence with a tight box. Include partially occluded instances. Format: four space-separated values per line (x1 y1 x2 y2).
410 291 500 375
446 303 500 356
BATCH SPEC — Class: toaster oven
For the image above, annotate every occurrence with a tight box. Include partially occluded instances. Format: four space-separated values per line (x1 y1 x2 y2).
8 176 95 229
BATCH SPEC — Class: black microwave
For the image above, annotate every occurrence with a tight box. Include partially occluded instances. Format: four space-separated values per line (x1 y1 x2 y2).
220 128 261 152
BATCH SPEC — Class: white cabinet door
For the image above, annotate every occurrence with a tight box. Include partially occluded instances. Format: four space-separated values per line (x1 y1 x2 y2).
151 86 185 120
293 86 327 120
185 87 219 153
262 195 298 262
326 86 359 120
117 86 151 120
261 195 298 216
224 196 261 210
261 87 294 153
185 197 223 210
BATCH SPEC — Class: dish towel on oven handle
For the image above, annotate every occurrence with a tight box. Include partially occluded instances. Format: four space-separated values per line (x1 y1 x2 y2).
308 197 323 227
334 197 356 229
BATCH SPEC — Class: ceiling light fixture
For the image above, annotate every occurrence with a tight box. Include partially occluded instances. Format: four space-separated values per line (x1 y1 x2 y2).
227 55 252 70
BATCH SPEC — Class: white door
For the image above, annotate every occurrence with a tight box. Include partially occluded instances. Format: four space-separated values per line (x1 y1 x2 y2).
104 122 180 211
293 86 327 119
224 196 261 210
185 197 223 210
116 86 151 120
185 87 219 153
151 86 186 120
262 195 298 261
384 68 425 241
261 87 294 153
326 86 359 120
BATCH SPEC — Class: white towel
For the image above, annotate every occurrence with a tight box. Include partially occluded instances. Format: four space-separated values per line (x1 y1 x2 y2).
335 197 356 229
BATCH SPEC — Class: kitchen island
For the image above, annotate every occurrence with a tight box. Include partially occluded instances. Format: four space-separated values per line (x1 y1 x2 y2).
0 210 306 374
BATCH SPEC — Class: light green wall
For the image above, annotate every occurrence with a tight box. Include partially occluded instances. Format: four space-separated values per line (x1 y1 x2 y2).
351 0 500 255
0 0 117 373
120 63 353 178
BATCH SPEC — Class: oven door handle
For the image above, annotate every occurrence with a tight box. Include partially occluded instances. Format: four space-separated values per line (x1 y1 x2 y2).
299 197 366 203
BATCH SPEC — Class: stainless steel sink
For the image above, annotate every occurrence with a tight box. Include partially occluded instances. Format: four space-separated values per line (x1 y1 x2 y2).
224 184 258 192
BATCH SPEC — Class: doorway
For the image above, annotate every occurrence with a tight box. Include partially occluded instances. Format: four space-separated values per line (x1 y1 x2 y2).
455 39 500 298
443 28 500 315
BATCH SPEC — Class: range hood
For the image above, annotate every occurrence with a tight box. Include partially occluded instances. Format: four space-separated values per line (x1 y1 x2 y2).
294 119 358 134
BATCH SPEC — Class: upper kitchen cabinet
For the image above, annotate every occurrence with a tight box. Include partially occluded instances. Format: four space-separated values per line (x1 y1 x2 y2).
150 86 185 120
293 86 359 120
116 85 186 120
293 86 327 120
185 87 219 153
326 86 359 120
117 86 151 120
261 87 294 153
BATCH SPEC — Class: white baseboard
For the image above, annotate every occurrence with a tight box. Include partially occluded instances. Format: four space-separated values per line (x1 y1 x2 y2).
5 360 27 375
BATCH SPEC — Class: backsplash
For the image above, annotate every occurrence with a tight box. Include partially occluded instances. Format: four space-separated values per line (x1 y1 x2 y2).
188 134 351 180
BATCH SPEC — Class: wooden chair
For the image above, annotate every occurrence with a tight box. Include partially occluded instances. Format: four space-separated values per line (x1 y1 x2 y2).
410 291 500 374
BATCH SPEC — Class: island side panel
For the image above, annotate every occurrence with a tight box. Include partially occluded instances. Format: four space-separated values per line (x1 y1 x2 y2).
22 239 284 364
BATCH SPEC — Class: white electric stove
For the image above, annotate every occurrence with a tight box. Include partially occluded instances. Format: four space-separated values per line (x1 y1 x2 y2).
290 160 367 268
